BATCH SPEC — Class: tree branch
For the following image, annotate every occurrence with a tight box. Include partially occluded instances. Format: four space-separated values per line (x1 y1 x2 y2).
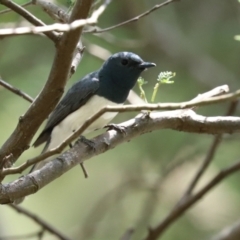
84 0 179 33
0 78 33 103
144 159 240 240
181 100 238 198
1 109 240 203
8 204 71 240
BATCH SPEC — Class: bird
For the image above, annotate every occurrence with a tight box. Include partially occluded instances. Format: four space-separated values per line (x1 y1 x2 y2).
14 52 155 204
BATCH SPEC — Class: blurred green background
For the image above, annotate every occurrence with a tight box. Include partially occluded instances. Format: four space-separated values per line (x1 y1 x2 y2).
1 0 240 239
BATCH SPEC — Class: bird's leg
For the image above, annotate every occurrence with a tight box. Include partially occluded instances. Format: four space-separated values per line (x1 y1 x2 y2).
78 136 96 150
105 123 127 135
69 143 88 178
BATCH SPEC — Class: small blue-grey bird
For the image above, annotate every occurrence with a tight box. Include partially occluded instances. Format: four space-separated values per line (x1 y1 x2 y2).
29 52 155 174
31 52 155 172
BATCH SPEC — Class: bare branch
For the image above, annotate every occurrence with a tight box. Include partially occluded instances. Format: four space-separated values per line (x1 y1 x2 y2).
0 78 33 103
70 41 85 77
8 204 71 240
181 101 238 198
191 85 229 101
84 0 179 33
0 0 111 37
0 0 59 41
1 109 240 202
144 159 240 240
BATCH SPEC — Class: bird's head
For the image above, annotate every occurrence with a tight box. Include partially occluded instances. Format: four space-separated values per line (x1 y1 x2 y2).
100 52 156 91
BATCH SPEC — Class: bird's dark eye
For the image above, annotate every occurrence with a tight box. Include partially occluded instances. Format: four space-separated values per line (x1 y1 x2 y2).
121 59 128 66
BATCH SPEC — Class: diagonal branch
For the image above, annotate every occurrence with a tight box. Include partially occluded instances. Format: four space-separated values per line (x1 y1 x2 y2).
84 0 179 33
144 159 240 240
3 109 240 177
0 78 33 103
1 109 240 203
180 100 238 198
9 204 71 240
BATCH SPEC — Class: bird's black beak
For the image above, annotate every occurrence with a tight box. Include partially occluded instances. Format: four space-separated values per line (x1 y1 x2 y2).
139 62 156 70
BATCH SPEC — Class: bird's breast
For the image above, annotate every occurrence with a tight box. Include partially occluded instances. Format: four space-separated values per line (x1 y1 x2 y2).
48 95 120 150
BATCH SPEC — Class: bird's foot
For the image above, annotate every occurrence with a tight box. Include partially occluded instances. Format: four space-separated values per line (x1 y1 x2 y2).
78 136 96 151
141 111 151 119
105 123 127 135
70 140 90 178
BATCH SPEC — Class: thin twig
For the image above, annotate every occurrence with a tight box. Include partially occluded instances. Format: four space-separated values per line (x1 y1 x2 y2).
84 0 179 33
180 101 238 198
0 0 111 36
70 41 85 77
144 159 240 240
0 0 59 42
8 204 71 240
0 78 33 103
0 0 31 15
190 85 229 101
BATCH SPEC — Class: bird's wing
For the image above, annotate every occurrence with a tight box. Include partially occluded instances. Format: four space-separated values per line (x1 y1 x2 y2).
33 72 100 147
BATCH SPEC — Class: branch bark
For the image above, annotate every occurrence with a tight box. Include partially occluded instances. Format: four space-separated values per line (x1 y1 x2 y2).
1 109 240 203
0 78 33 103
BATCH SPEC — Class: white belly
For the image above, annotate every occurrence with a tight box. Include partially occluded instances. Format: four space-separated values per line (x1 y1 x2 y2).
48 95 119 150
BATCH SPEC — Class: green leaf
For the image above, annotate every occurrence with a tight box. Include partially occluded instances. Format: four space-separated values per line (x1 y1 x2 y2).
151 71 176 102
